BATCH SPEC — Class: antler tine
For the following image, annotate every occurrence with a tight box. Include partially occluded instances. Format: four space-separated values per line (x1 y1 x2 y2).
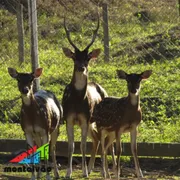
64 17 78 50
84 14 100 51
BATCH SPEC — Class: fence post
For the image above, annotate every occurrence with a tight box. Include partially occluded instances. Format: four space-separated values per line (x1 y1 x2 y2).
16 1 24 64
102 3 109 62
29 0 40 92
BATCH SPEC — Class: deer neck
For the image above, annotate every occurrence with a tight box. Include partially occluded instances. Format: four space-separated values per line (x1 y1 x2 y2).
21 91 34 106
128 91 140 107
72 69 88 91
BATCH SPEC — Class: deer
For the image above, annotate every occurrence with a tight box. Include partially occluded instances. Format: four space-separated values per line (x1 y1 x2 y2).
91 69 152 179
62 16 116 178
8 67 63 180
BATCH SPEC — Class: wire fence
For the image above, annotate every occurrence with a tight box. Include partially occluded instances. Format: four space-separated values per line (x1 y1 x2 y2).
0 0 179 143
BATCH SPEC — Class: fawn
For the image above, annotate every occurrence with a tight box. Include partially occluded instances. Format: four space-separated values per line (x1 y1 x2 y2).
8 67 63 180
91 69 152 179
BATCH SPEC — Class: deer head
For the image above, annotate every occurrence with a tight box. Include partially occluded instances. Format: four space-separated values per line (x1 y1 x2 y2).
8 68 42 96
62 16 101 74
117 70 152 95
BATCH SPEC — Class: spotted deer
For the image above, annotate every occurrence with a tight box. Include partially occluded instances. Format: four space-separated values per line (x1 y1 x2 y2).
8 67 63 180
91 70 152 179
62 17 116 178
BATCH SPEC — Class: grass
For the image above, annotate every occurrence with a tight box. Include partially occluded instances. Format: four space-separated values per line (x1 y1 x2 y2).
0 0 180 144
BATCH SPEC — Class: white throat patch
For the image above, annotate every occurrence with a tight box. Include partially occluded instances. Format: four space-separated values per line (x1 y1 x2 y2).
22 93 31 106
130 91 139 106
74 70 87 90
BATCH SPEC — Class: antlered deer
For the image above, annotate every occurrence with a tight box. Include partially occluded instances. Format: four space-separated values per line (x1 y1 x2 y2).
91 70 152 179
8 67 63 180
62 17 115 178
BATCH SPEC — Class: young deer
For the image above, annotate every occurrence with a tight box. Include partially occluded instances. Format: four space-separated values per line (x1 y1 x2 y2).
62 17 115 178
8 67 63 180
91 69 152 179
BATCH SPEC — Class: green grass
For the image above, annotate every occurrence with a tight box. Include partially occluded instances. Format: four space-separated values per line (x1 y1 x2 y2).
0 0 180 144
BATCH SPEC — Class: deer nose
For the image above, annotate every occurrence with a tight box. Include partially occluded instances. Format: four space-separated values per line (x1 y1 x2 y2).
22 87 29 94
131 87 137 94
78 67 85 72
131 89 137 94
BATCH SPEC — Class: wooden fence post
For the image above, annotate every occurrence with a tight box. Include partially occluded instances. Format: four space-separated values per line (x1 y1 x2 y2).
29 0 40 92
16 1 24 63
102 3 109 62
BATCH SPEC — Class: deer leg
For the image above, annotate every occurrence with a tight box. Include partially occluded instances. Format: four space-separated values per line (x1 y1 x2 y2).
105 133 116 173
109 144 116 172
66 117 74 178
115 131 122 180
130 128 143 178
100 130 107 178
42 133 51 180
88 127 99 174
80 122 88 177
34 134 42 179
25 132 35 180
50 128 60 179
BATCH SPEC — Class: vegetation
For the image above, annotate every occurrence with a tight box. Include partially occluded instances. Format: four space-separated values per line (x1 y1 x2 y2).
0 0 179 145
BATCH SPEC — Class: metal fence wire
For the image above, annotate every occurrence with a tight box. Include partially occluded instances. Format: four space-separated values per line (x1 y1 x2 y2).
0 0 179 142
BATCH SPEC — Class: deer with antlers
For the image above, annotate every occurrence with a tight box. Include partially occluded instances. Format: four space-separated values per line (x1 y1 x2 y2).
91 69 152 179
62 16 116 178
8 68 63 180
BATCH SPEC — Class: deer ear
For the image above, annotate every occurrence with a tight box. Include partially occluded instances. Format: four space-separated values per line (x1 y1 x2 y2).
33 68 43 78
62 47 74 58
141 70 152 79
8 67 18 79
88 48 101 60
117 70 127 79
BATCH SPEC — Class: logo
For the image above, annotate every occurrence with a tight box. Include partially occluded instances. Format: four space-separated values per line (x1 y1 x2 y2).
9 143 49 164
4 143 51 173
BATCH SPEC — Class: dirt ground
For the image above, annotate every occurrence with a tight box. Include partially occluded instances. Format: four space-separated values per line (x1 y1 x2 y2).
0 156 180 180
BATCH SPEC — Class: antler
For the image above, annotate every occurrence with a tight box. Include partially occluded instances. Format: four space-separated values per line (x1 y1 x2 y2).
84 14 100 51
64 17 79 50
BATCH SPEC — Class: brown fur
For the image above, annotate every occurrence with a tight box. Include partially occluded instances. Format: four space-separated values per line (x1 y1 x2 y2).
8 67 62 180
62 16 115 177
91 96 141 132
91 70 152 179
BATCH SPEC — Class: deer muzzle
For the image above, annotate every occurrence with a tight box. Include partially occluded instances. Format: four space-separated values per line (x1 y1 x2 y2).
21 87 29 94
77 67 86 72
